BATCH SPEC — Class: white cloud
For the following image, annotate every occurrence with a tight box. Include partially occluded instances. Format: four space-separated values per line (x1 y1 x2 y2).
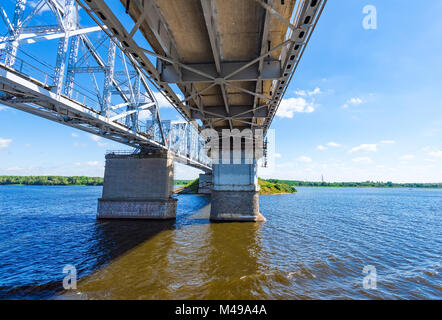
71 133 79 138
428 150 442 158
400 154 415 161
97 141 108 147
89 134 108 147
75 161 103 167
276 97 315 118
73 142 87 148
86 161 102 166
327 142 341 147
0 138 12 149
153 91 183 108
349 98 363 104
0 106 9 111
297 156 312 163
352 157 373 164
349 144 377 153
28 1 52 15
274 153 282 158
5 166 25 171
317 145 327 150
380 140 396 144
295 87 322 97
342 97 364 109
308 88 321 96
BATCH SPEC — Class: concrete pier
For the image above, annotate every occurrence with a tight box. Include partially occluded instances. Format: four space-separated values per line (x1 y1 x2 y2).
198 173 212 194
97 151 176 219
210 160 265 222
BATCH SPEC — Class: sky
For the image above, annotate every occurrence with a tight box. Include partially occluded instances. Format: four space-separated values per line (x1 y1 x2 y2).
0 0 441 182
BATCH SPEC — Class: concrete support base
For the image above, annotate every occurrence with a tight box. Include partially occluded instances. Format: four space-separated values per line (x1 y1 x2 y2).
97 151 176 220
210 190 265 222
97 198 177 219
210 157 265 222
198 173 212 194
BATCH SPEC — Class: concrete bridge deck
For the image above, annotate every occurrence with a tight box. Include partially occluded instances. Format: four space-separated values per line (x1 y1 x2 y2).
79 0 326 132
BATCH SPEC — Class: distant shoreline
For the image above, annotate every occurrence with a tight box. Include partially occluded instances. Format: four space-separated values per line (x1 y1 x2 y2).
0 176 441 189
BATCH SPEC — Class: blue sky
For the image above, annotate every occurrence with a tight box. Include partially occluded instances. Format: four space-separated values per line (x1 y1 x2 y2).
1 0 441 182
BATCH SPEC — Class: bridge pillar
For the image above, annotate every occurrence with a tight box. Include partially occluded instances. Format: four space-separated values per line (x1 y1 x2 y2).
210 156 265 222
97 151 176 219
198 173 212 194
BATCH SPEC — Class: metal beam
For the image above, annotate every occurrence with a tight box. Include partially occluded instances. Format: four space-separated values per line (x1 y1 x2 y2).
158 60 281 83
200 0 222 74
192 105 269 119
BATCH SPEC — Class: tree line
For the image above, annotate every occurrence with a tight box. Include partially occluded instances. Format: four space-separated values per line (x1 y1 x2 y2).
0 176 104 186
266 179 442 189
0 176 193 186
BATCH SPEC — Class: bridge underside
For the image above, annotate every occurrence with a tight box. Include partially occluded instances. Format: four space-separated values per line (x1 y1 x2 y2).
123 0 295 131
77 0 325 221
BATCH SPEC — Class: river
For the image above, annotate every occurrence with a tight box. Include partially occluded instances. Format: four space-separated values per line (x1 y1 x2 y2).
0 185 440 299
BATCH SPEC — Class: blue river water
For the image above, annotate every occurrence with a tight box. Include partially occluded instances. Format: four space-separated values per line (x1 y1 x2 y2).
0 185 440 299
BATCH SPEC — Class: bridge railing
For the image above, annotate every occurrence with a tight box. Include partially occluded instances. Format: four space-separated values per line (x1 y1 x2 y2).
0 48 100 109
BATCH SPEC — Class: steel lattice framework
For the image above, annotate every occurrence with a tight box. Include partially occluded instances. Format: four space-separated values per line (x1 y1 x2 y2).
0 0 211 171
76 0 326 134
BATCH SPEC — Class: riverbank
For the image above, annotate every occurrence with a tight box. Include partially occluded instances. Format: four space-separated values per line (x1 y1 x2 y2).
1 176 441 189
0 176 189 186
175 178 297 195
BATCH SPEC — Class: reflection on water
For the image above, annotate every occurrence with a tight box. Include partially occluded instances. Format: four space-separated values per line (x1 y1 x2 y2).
61 204 269 299
0 186 441 299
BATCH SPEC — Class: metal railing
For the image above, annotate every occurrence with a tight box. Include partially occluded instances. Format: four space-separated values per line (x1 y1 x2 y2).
0 49 99 108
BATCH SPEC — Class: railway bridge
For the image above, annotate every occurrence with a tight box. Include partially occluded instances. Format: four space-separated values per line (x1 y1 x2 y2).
0 0 326 221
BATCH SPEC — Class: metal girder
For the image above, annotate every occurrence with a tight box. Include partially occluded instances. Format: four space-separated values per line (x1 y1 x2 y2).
101 39 116 116
200 0 222 73
64 34 80 97
191 105 269 119
263 0 327 131
0 63 211 171
158 60 281 83
0 0 211 171
0 6 14 34
53 0 75 96
4 0 26 67
0 26 103 50
252 0 274 121
76 0 194 123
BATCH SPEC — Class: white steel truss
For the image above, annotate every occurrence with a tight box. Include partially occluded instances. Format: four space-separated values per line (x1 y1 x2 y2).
0 0 212 171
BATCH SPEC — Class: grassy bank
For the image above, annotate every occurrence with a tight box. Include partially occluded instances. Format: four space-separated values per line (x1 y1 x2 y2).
176 178 297 195
258 178 297 194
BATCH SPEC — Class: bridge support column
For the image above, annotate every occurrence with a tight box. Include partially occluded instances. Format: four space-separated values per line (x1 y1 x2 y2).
97 151 176 219
210 159 265 222
198 173 212 194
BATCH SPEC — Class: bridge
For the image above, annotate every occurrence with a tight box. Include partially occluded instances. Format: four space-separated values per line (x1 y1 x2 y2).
0 0 326 221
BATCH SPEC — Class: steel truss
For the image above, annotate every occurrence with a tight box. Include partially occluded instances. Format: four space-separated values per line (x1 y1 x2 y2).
0 0 211 171
76 0 326 133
